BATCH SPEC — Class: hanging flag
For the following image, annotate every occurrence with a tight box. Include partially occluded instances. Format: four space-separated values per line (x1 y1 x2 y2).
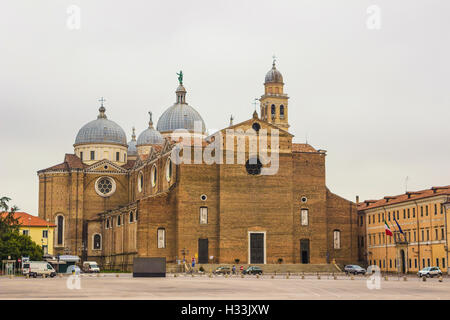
393 217 404 234
384 221 393 236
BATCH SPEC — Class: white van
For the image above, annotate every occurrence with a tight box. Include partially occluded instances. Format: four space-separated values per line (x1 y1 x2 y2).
23 261 56 278
83 261 100 273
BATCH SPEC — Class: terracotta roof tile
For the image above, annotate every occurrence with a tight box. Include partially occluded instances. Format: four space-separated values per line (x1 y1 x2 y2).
122 160 136 169
0 212 56 227
292 143 317 153
64 154 85 169
358 186 450 210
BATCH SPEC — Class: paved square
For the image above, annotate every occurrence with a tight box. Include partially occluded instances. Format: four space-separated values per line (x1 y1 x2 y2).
0 274 449 300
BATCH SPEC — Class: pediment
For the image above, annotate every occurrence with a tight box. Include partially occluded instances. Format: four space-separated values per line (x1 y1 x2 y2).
85 159 129 174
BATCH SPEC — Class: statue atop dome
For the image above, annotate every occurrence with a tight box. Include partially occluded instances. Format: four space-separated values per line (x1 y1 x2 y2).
176 70 183 85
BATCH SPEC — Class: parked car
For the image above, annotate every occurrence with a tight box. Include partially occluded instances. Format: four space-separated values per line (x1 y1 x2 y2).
83 261 100 273
344 265 366 275
243 266 263 275
213 266 231 275
23 261 57 278
418 267 442 278
66 265 81 275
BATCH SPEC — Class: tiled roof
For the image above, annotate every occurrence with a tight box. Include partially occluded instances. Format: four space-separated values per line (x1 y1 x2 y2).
122 160 136 169
39 154 85 172
0 212 56 227
358 186 450 211
292 143 317 153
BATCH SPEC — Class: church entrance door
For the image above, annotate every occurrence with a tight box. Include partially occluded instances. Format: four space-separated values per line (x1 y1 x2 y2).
198 239 209 264
300 239 310 264
250 233 265 264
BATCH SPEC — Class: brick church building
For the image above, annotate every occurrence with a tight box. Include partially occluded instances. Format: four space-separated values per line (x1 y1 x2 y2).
38 61 359 270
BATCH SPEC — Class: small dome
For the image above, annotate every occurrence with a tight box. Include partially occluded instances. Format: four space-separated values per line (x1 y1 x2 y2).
74 105 127 146
156 84 206 133
127 127 138 155
137 112 164 145
264 62 283 84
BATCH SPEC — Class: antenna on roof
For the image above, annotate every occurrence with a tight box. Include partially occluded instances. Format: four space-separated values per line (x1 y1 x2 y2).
305 132 308 144
404 176 409 192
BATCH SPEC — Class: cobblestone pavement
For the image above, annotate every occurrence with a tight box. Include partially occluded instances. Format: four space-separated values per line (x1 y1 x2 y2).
0 273 448 300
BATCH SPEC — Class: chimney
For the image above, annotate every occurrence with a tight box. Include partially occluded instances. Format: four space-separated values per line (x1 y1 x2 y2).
356 195 359 204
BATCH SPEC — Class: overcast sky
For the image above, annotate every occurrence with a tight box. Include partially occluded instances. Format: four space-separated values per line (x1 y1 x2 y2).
0 0 449 215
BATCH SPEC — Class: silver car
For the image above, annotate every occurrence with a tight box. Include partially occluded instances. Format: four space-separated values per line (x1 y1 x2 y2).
417 267 442 278
344 265 366 275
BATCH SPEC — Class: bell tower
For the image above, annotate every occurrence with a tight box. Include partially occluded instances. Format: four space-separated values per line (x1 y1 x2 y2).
259 57 289 130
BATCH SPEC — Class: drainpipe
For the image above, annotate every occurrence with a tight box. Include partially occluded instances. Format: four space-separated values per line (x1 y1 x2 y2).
414 200 420 269
443 198 450 275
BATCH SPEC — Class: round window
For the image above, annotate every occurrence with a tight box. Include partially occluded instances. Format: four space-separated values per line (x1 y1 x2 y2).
301 196 308 203
151 165 157 187
138 171 144 192
245 157 262 175
252 122 261 132
166 158 172 182
95 177 116 197
200 194 207 201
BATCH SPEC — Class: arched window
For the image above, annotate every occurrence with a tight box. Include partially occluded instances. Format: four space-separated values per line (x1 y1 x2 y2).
138 171 144 192
129 211 134 223
280 105 284 119
151 165 157 187
157 228 166 248
117 215 121 226
333 230 341 249
301 209 308 226
166 158 172 182
271 105 276 119
56 215 64 246
93 234 102 250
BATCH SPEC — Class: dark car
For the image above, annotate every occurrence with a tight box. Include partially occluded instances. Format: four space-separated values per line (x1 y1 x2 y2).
243 266 263 275
344 265 366 275
213 266 231 275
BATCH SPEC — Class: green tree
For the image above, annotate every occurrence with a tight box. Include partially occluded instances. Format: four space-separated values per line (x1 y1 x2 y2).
0 197 43 261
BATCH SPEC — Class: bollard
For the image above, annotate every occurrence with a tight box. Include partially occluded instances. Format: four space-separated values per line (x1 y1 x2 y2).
241 274 244 278
439 276 443 283
403 276 407 281
225 274 228 278
350 275 354 280
333 275 337 280
271 275 274 279
9 275 13 279
301 275 305 279
208 273 212 278
26 274 29 279
59 273 63 278
422 276 426 282
174 274 177 277
317 275 321 280
286 274 289 279
256 274 260 279
191 273 194 277
116 274 119 278
384 276 388 281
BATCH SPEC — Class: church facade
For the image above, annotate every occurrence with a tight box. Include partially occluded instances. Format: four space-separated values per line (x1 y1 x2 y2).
38 62 359 270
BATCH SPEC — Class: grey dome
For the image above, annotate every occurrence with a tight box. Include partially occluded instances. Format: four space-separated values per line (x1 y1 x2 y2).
265 63 283 84
137 112 164 146
156 84 206 133
137 128 164 145
74 109 127 146
127 127 138 155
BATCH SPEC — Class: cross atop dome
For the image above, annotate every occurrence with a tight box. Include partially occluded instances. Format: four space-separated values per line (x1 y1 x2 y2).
97 97 107 119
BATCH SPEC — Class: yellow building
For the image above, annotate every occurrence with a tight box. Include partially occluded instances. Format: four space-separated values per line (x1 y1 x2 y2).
358 186 450 274
13 212 56 255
